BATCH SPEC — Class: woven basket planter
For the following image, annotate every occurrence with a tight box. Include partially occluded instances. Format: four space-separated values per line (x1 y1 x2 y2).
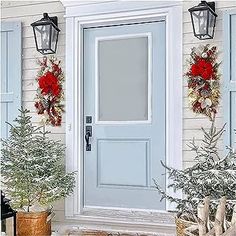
16 211 51 236
175 217 195 236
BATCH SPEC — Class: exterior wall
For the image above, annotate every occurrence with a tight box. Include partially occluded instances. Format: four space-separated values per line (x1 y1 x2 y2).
183 1 236 170
1 0 67 225
1 0 236 228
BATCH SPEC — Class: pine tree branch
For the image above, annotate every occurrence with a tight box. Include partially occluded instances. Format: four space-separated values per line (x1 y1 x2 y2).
153 119 235 221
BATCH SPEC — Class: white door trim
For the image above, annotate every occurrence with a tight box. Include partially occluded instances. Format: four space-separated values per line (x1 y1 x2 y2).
62 1 182 232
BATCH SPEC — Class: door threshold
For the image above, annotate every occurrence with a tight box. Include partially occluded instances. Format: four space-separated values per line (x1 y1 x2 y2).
62 207 176 235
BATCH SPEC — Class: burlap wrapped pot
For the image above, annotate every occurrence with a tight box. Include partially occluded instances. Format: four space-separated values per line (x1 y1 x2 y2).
16 211 51 236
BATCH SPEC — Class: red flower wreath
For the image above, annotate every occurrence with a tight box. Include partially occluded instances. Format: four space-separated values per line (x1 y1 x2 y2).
38 72 60 96
35 56 64 126
190 59 213 80
185 45 221 120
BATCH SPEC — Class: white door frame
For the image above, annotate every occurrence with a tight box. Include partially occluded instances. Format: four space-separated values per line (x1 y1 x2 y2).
61 1 182 233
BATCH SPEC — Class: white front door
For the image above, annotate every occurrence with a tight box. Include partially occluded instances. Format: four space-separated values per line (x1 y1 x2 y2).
83 20 166 210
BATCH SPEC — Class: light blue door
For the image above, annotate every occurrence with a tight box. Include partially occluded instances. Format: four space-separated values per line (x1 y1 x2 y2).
84 20 166 210
224 11 236 148
1 22 22 139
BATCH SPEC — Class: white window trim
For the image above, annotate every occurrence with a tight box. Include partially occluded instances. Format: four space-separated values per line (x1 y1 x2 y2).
61 1 182 233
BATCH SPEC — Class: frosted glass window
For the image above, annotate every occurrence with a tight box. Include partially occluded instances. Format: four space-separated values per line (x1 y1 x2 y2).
98 36 149 121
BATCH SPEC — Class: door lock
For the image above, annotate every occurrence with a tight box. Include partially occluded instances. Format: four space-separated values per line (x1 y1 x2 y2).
86 116 92 124
85 126 92 151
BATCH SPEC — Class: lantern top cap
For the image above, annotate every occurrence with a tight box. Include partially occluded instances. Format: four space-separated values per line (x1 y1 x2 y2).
188 1 218 17
43 13 49 18
31 12 60 32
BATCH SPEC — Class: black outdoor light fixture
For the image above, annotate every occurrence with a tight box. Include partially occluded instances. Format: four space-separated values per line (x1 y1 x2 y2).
189 1 217 40
31 13 60 55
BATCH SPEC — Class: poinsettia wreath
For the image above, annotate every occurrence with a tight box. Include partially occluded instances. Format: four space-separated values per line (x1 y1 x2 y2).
186 44 221 120
35 56 64 126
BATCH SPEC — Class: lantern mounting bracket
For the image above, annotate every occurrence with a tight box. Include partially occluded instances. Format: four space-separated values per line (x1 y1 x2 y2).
49 17 58 27
201 1 215 12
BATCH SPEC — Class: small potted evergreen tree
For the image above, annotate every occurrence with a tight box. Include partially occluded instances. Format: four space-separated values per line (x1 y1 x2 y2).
1 108 76 236
154 120 236 236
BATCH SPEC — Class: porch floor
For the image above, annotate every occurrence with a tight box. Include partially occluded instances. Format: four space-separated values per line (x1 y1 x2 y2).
58 230 147 235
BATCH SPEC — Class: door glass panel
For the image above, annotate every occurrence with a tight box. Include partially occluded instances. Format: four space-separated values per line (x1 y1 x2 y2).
97 36 149 122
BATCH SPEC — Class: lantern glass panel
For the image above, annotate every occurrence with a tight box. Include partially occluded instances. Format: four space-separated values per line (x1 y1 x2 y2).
50 25 59 53
207 10 216 38
192 9 208 37
34 24 51 53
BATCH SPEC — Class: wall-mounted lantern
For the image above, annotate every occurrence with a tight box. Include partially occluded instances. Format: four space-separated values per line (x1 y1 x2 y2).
31 13 60 55
188 1 217 40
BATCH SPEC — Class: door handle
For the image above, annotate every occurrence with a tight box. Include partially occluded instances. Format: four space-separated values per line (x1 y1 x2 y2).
85 126 92 151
